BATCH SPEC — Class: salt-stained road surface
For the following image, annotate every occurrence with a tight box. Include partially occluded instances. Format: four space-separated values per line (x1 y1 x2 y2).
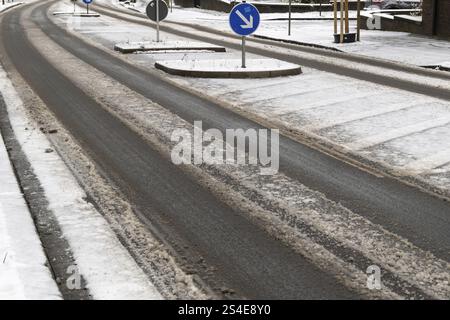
0 0 449 299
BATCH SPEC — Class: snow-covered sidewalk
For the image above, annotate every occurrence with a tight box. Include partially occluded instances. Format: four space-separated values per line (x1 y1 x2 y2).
252 20 450 68
1 0 58 302
0 0 61 301
0 120 61 299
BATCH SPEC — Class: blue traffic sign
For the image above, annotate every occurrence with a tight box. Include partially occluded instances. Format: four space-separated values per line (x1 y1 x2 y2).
229 3 260 36
83 0 93 4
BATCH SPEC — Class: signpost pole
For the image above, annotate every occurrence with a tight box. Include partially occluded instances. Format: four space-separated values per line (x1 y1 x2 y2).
288 0 291 36
87 4 89 14
340 0 344 43
156 0 160 42
333 0 337 35
241 36 246 68
357 0 361 41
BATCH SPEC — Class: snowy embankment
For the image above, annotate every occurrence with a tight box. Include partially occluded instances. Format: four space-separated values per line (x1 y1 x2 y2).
0 65 162 299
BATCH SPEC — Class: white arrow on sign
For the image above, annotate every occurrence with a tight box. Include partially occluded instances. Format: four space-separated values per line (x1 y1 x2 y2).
236 10 254 29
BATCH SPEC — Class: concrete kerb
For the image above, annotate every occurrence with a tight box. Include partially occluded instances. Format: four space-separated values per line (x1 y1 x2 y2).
114 41 227 54
155 60 303 78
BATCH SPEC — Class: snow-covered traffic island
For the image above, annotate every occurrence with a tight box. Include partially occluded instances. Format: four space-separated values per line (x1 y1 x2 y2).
155 58 302 78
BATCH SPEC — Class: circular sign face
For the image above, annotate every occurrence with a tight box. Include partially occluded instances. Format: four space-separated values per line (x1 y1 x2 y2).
229 3 260 36
83 0 93 4
146 0 169 22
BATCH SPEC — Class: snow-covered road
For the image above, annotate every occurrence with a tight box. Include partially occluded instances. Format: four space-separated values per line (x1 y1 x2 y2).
1 0 450 299
67 0 450 195
0 47 162 300
41 0 450 299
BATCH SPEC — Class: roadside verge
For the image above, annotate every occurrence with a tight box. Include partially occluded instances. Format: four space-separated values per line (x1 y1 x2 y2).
0 103 60 299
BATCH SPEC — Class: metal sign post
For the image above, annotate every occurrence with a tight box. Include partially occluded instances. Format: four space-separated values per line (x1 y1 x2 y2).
333 0 337 35
71 0 77 14
82 0 93 14
241 36 246 68
357 0 361 41
288 0 292 36
156 0 160 42
229 2 260 69
340 0 344 43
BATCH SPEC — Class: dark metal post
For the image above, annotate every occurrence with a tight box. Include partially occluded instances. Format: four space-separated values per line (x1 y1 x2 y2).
156 0 160 42
357 0 361 41
432 0 438 36
288 0 292 36
241 36 246 68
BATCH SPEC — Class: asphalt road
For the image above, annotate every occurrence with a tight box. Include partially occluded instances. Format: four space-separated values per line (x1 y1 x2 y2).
1 0 449 299
0 1 360 299
35 1 450 262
